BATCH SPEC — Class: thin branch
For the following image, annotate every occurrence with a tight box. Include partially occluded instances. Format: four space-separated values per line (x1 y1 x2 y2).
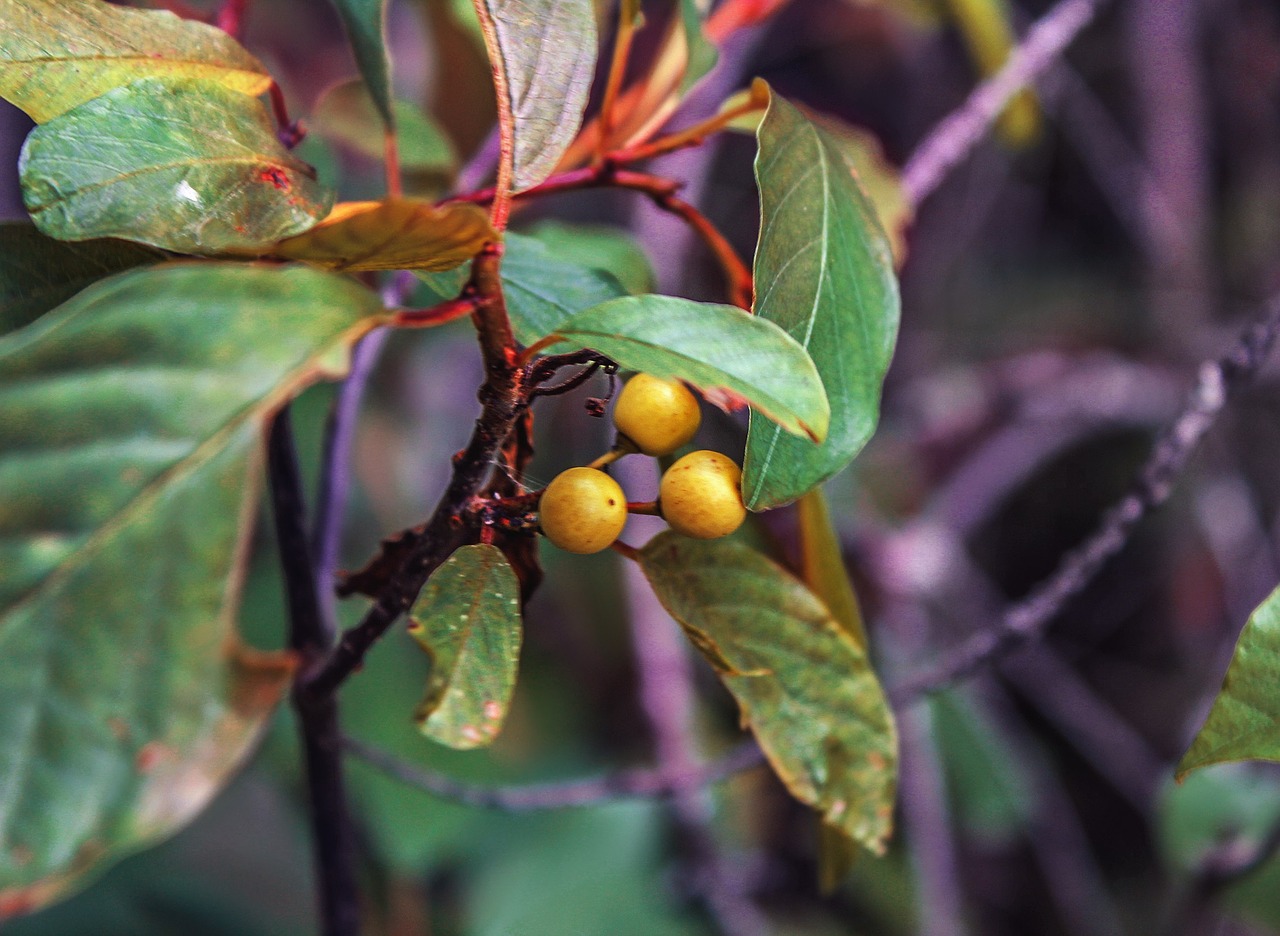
268 409 361 936
891 293 1280 704
448 168 752 308
305 248 521 698
343 735 764 811
312 327 389 647
902 0 1112 208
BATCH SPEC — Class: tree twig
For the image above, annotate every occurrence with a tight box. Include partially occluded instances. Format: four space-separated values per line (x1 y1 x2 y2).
902 0 1113 208
890 292 1280 704
304 247 522 698
342 735 764 811
268 409 361 936
312 326 389 647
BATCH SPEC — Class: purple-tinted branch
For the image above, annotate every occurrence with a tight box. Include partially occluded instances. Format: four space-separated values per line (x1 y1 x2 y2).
902 0 1112 208
890 292 1280 704
342 735 764 811
312 326 389 646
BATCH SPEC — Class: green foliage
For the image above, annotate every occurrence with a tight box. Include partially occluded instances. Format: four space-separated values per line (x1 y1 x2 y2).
744 87 900 509
19 78 334 254
498 232 632 343
0 0 907 921
311 80 457 175
0 224 163 336
546 294 831 442
408 545 523 749
523 221 657 295
0 0 270 123
0 264 385 911
640 532 897 853
1179 583 1280 779
329 0 396 131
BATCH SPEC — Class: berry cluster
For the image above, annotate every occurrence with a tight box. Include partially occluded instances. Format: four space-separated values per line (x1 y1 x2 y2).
538 374 747 554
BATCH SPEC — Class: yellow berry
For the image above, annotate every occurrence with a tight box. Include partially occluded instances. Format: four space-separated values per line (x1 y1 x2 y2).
659 450 747 539
612 373 701 456
539 467 628 554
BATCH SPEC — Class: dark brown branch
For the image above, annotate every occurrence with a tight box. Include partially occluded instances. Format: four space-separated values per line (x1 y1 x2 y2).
890 293 1280 705
267 409 361 936
342 735 764 812
304 246 522 698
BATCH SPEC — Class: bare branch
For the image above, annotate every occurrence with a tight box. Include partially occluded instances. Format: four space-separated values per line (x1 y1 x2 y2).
902 0 1113 208
891 292 1280 704
342 735 764 812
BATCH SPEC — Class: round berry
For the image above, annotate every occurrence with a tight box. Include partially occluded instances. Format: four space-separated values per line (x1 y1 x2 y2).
659 450 747 539
612 373 701 456
539 467 628 554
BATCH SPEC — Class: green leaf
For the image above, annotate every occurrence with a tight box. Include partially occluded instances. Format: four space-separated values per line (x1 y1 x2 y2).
272 199 493 272
639 533 896 853
312 80 457 174
329 0 396 131
523 221 656 296
407 545 523 749
0 262 386 916
476 0 598 192
676 0 718 97
19 78 335 255
1178 583 1280 780
500 233 630 345
0 0 271 124
0 223 164 337
546 294 830 441
743 86 900 510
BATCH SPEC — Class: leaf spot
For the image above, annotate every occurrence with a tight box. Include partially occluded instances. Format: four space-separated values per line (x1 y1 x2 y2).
483 700 502 721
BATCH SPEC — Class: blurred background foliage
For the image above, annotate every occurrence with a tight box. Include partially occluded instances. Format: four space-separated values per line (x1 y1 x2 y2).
5 0 1280 933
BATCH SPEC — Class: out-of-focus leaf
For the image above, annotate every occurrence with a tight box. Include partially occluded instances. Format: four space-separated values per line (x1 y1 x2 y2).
0 223 164 336
545 294 830 442
499 233 631 345
1159 763 1280 931
640 533 897 853
476 0 598 192
1179 583 1280 780
0 0 271 123
942 0 1040 146
0 263 386 918
272 199 493 272
468 805 705 936
19 78 334 254
523 221 656 296
743 86 900 510
798 487 867 650
930 688 1036 842
329 0 396 130
312 80 457 173
408 545 522 749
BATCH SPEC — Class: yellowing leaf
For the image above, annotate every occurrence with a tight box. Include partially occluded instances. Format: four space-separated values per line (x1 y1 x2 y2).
0 0 271 123
640 533 897 854
273 199 494 272
798 488 867 651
